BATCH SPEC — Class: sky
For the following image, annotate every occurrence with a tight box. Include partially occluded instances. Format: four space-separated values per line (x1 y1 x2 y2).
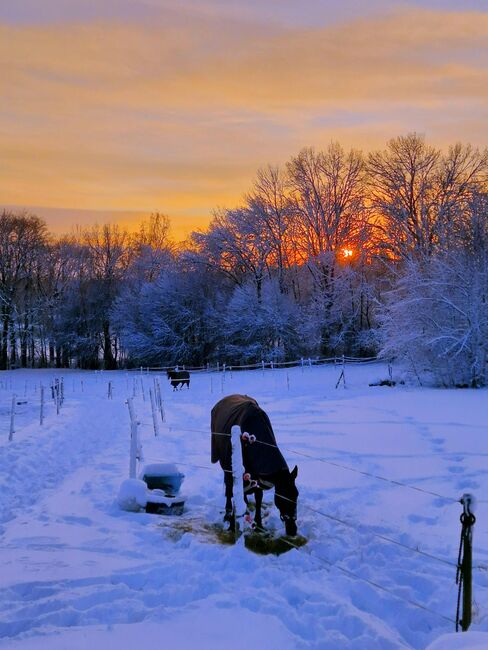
1 0 487 240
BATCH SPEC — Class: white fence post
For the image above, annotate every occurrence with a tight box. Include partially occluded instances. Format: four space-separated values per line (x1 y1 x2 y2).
231 425 246 542
154 378 165 422
8 394 16 441
55 380 60 415
40 385 45 426
149 388 160 437
108 381 113 399
126 397 139 479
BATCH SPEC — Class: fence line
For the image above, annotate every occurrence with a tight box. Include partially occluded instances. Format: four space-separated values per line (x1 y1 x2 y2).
130 355 379 373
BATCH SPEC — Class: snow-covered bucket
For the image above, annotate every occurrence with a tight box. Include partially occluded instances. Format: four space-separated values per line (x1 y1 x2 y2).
138 463 186 515
140 463 185 495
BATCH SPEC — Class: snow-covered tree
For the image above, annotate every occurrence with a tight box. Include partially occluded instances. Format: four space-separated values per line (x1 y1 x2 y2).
380 193 488 387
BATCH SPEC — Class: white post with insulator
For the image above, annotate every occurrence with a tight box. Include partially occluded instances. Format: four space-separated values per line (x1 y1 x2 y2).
230 425 246 543
126 398 139 479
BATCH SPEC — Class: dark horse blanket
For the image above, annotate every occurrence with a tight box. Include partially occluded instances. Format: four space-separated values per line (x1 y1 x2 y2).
211 394 288 476
167 370 190 390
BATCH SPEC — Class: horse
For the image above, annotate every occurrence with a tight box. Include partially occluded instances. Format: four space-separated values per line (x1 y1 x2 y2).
167 370 190 390
211 394 299 536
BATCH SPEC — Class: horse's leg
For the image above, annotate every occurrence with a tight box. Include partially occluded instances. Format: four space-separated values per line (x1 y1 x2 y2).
254 488 264 530
223 470 234 527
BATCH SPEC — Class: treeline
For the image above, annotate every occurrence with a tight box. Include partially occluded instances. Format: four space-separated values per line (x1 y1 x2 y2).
2 134 488 386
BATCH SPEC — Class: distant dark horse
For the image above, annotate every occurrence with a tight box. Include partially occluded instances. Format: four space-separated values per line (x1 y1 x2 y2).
167 370 190 391
211 394 299 536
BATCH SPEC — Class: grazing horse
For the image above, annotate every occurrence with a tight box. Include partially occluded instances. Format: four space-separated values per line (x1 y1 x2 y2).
167 370 190 390
211 394 299 536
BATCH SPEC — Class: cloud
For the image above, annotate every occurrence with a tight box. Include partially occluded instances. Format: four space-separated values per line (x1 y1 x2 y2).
0 6 487 236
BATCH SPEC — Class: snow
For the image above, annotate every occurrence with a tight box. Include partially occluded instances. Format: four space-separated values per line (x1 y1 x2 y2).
117 479 148 511
425 631 488 649
0 365 487 649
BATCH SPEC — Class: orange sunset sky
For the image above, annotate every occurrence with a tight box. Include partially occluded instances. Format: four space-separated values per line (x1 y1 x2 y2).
1 0 488 240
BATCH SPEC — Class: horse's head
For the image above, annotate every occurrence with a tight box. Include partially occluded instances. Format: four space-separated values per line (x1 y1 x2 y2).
274 465 299 536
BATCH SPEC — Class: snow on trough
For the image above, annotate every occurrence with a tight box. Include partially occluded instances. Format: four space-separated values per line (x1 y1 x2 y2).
0 364 487 649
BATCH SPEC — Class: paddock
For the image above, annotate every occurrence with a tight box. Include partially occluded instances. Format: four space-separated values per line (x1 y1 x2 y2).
0 363 487 649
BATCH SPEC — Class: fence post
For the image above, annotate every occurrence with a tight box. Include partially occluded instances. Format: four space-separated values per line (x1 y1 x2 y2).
261 360 265 376
108 381 113 400
286 372 290 391
8 394 16 441
456 493 476 632
55 380 60 415
40 385 45 426
230 425 246 542
301 357 304 373
149 388 160 437
126 398 139 479
157 379 165 422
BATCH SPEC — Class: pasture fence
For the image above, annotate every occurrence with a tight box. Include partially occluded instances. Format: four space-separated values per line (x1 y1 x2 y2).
129 355 379 375
3 374 67 441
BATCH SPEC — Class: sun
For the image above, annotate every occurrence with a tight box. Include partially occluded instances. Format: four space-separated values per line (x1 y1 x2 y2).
342 248 354 259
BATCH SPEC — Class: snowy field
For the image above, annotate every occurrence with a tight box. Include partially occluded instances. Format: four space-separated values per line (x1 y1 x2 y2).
0 364 487 649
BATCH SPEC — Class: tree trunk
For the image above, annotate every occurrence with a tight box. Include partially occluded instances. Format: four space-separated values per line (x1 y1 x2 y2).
103 320 117 370
1 314 8 370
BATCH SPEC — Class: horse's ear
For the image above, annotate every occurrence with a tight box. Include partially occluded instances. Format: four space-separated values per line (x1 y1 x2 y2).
290 465 298 480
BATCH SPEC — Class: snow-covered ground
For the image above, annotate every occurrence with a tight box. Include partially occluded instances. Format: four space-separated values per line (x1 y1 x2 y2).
0 364 487 649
